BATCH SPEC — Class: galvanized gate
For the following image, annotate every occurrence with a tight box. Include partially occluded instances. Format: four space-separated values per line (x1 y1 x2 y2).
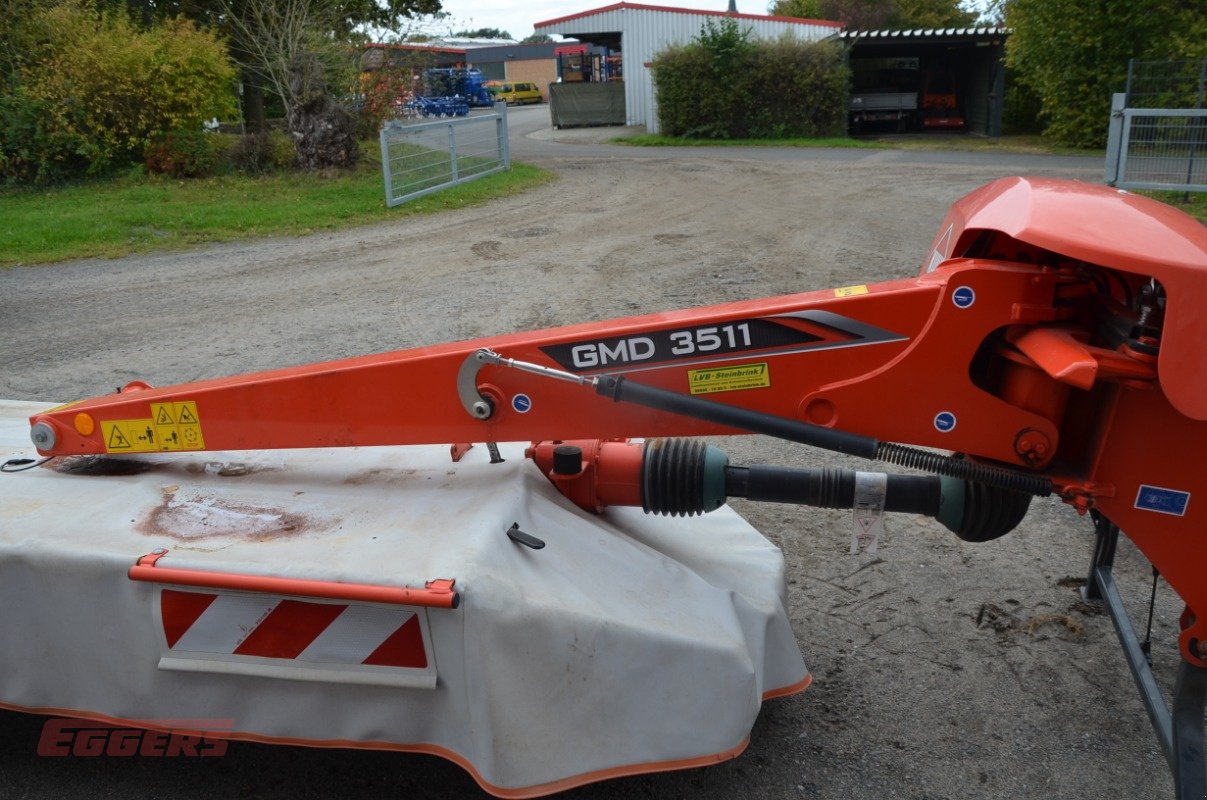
1105 59 1207 193
379 104 510 208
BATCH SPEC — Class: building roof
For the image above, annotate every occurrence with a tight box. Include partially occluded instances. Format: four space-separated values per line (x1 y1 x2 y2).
441 37 519 48
364 42 467 56
535 2 842 31
839 27 1009 42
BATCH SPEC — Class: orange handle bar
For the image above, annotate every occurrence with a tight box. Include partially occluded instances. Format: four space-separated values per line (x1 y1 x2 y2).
129 550 460 609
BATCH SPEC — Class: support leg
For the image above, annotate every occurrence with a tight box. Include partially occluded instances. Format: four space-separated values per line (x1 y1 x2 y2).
1084 511 1207 798
1173 660 1207 800
1082 509 1118 602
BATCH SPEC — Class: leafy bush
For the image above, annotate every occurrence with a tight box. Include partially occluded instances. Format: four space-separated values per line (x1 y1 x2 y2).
1 1 237 183
743 37 848 139
652 21 848 139
144 130 223 178
356 68 416 139
0 78 93 184
229 130 298 174
267 130 298 171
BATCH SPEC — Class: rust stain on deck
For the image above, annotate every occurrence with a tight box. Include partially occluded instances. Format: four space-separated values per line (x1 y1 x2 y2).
341 467 418 486
139 487 310 542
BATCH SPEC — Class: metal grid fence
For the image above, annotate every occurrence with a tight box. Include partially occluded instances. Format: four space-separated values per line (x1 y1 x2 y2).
379 105 510 208
1125 58 1207 110
1106 95 1207 193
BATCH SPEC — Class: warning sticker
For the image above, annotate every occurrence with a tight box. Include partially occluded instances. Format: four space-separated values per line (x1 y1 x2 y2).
834 285 869 298
102 401 205 453
850 471 886 556
101 419 160 453
688 362 770 395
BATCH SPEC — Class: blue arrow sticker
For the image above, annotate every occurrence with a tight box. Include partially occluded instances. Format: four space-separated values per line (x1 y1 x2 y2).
512 394 532 414
933 411 957 433
952 286 976 309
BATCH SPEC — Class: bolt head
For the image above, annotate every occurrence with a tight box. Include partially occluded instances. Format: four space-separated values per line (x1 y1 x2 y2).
1015 429 1052 464
30 422 56 451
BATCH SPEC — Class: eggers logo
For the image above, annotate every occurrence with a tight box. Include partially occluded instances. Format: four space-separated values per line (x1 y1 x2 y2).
38 719 232 757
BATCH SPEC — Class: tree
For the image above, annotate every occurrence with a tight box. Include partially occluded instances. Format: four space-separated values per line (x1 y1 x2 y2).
220 0 366 168
114 0 444 133
891 0 974 27
1006 0 1202 147
768 0 974 28
452 27 512 39
767 0 822 18
521 33 553 44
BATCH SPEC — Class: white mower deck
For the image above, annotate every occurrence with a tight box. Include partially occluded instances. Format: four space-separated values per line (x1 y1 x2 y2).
0 399 807 796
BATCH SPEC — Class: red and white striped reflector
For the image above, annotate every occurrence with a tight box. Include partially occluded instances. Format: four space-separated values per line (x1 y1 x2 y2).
160 589 428 669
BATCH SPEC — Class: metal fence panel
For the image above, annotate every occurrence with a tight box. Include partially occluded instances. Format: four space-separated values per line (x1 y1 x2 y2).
1125 58 1207 110
380 104 510 208
1112 108 1207 193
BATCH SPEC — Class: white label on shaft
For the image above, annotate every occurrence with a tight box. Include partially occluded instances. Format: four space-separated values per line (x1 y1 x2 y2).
851 471 887 556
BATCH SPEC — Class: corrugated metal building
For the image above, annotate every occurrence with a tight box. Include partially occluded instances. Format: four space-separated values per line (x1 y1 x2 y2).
534 3 842 132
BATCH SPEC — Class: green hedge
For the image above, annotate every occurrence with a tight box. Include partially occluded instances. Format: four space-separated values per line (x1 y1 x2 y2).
1 2 236 185
652 20 848 139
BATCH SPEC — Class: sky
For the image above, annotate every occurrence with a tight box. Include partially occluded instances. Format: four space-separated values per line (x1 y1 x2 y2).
426 0 778 41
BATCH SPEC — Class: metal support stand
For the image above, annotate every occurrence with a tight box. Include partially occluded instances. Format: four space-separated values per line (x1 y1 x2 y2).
1084 511 1207 799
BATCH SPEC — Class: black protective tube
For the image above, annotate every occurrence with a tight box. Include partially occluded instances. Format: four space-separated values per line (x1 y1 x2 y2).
595 375 1052 498
726 465 942 517
595 375 879 459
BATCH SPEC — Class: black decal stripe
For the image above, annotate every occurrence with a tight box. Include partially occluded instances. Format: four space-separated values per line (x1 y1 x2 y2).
540 313 908 374
601 336 912 376
770 310 908 346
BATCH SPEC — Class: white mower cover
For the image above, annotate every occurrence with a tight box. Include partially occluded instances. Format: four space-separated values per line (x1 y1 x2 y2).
0 399 808 796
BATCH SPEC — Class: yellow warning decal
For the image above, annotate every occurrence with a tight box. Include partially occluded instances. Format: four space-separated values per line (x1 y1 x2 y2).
102 401 205 453
834 285 869 298
688 362 770 395
101 419 157 453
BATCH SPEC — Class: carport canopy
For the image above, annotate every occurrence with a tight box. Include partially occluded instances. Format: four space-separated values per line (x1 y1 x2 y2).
840 27 1009 136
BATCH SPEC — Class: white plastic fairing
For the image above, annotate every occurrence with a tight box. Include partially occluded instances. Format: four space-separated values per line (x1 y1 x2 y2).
0 399 808 796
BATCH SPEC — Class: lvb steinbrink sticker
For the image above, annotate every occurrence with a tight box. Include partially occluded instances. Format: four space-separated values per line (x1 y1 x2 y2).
688 362 770 395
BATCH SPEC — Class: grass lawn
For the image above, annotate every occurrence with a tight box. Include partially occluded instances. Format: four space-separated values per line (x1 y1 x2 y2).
0 155 555 267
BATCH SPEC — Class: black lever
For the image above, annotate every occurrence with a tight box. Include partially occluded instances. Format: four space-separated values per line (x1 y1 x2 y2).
506 523 545 550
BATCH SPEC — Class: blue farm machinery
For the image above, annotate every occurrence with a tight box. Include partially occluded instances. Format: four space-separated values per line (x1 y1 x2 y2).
409 68 494 118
